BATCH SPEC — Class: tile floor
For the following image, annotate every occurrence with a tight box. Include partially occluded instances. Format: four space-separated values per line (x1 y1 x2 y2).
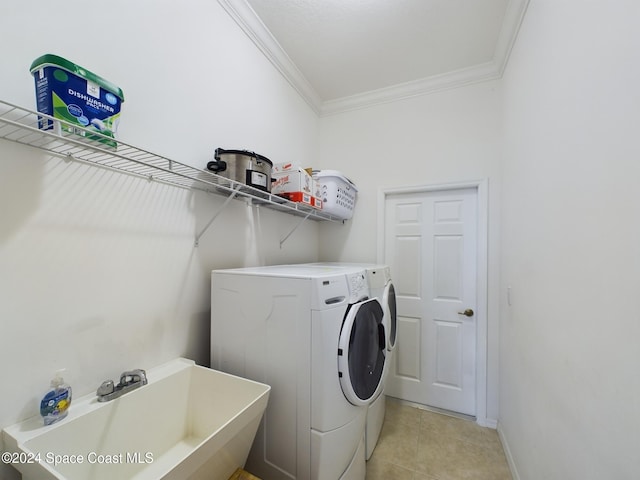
366 399 512 480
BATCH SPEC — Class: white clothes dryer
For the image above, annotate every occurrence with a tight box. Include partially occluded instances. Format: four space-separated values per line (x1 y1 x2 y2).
305 263 397 459
210 264 386 480
361 265 396 459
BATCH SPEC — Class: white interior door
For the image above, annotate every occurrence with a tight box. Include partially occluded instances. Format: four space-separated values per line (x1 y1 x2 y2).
384 187 477 416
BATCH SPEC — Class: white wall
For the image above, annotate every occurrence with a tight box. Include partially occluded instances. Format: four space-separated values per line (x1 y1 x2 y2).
0 2 319 478
499 1 640 478
316 81 503 422
5 1 639 479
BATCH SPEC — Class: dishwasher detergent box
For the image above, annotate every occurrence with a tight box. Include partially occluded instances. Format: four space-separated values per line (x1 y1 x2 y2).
30 54 125 149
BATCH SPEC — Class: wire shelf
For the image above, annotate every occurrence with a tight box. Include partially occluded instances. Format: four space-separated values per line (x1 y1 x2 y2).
0 99 343 223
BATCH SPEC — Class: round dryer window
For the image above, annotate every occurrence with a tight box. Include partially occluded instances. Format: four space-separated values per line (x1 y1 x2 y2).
338 297 386 405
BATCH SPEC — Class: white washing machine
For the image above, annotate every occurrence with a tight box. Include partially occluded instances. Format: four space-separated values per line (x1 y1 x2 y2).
210 264 386 480
305 263 397 459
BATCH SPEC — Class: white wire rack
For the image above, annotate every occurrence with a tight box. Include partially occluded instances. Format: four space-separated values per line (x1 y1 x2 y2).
0 99 342 245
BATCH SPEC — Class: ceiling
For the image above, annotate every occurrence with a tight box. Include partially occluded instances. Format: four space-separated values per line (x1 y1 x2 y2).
219 0 529 115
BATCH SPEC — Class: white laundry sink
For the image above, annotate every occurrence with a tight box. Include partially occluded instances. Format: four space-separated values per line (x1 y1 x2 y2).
2 358 270 480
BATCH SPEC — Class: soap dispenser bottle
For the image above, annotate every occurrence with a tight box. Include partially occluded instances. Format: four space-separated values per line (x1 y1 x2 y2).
40 369 72 426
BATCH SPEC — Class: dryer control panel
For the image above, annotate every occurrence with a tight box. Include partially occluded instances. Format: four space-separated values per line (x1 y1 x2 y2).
345 271 369 302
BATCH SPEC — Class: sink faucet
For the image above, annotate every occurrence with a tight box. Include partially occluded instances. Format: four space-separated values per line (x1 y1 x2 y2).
97 369 148 402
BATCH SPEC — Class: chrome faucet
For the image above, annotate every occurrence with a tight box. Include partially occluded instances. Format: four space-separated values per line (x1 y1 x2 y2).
97 369 148 402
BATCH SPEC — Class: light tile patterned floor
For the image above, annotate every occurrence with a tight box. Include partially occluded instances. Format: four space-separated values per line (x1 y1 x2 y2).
366 399 512 480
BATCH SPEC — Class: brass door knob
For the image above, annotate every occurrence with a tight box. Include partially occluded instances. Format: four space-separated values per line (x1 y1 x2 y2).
458 309 474 317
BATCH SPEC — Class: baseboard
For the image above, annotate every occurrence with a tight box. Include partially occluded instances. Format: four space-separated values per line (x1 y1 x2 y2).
497 422 520 480
478 416 498 429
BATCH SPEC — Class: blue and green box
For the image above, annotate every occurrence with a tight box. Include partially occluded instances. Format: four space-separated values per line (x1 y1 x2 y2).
30 54 125 149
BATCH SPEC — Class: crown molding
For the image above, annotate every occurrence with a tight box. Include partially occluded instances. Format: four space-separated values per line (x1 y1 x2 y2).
217 0 323 115
321 0 530 116
218 0 530 117
320 61 502 116
493 0 531 76
321 0 531 115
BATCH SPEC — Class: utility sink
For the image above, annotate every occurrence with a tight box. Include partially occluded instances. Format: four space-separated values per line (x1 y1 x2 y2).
2 358 270 480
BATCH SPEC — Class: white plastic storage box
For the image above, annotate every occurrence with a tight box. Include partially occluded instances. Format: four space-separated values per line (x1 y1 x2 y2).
312 170 357 220
30 54 125 150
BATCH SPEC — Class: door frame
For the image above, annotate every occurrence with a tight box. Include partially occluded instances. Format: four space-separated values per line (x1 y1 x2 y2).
377 179 490 426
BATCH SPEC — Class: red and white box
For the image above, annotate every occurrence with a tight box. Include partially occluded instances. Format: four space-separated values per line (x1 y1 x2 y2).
272 163 322 209
278 191 322 209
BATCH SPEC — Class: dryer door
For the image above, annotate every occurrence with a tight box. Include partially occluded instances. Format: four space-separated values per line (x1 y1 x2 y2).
383 281 397 351
338 298 386 406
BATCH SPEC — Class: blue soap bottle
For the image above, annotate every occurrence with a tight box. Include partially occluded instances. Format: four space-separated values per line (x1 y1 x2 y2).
40 369 72 426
